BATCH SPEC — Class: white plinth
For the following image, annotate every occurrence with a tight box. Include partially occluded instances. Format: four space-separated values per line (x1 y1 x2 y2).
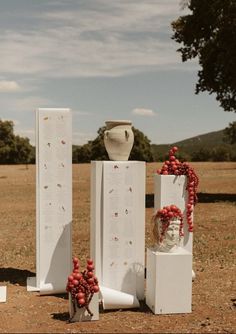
69 293 99 322
146 247 192 314
27 108 72 294
90 161 145 309
154 175 193 253
0 286 7 303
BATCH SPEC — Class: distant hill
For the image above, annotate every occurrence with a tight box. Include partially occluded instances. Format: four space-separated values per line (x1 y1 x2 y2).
151 129 235 161
173 129 224 150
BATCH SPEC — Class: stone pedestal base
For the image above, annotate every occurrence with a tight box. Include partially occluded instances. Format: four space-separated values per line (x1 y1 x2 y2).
146 247 192 314
69 293 99 322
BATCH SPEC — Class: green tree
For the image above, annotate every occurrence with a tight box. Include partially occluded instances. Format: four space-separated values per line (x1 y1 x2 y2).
223 121 236 144
72 145 79 163
90 127 109 161
212 145 230 161
13 135 33 164
0 119 34 164
172 0 236 112
130 127 153 162
191 147 212 161
0 120 15 163
229 147 236 161
73 143 92 163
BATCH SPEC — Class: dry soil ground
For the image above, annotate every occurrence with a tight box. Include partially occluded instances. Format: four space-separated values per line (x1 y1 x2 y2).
0 162 235 333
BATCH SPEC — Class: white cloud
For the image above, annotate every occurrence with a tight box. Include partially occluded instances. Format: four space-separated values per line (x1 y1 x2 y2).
14 96 53 111
0 96 55 139
0 80 21 92
44 1 178 32
72 109 93 116
0 1 195 78
0 96 54 113
132 108 156 116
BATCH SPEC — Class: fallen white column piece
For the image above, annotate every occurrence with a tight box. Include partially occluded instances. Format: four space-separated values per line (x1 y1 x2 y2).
0 286 7 303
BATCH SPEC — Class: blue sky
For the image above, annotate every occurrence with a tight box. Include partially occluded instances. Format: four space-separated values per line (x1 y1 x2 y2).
0 0 235 145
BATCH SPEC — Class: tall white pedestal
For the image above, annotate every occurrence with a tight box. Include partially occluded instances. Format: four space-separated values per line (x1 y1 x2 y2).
154 175 193 253
0 286 6 303
27 108 72 295
146 247 192 314
90 161 145 309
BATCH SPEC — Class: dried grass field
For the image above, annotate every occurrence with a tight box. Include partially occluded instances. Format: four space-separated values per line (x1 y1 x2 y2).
0 162 235 333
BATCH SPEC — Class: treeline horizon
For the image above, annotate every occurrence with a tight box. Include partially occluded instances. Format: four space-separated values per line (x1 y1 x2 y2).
0 119 236 164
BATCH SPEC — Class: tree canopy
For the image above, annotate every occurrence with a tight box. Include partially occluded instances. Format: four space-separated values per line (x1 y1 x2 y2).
1 118 235 163
223 121 236 144
172 0 236 112
0 119 34 164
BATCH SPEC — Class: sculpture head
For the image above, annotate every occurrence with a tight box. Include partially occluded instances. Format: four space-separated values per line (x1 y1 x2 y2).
153 205 184 253
165 219 181 243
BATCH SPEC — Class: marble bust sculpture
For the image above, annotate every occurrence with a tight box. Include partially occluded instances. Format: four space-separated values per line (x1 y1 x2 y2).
157 219 181 252
153 218 182 253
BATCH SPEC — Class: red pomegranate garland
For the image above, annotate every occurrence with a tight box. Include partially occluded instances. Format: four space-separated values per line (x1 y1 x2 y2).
157 146 199 232
66 257 99 318
154 205 184 242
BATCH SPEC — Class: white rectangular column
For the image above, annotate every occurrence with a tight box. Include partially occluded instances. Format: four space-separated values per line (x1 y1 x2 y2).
27 108 72 294
90 161 145 309
146 247 192 314
0 286 6 303
154 175 193 253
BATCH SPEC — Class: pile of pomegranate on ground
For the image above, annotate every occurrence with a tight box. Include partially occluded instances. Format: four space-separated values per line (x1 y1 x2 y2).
157 146 199 232
66 257 99 318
